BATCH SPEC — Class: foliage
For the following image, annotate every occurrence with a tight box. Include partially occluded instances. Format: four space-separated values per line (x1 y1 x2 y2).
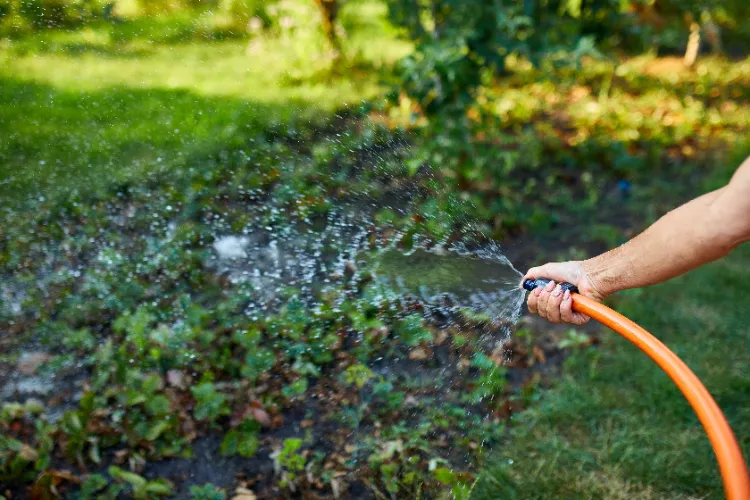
386 0 750 114
189 483 227 500
468 353 508 403
343 363 375 389
0 0 114 31
385 0 612 114
108 466 174 499
220 419 260 458
191 383 230 422
1 5 749 499
273 438 307 489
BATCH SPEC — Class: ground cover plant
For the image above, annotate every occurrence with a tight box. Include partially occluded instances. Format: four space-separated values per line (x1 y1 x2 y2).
1 0 750 498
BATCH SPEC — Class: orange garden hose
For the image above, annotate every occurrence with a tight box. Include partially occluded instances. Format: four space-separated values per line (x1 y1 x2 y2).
522 279 749 499
570 294 750 499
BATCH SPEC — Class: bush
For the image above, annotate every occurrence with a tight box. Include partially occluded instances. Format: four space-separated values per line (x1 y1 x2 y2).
1 0 113 31
19 0 68 28
385 0 618 115
218 0 274 28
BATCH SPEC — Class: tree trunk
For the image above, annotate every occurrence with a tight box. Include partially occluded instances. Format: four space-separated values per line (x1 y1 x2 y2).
312 0 340 51
684 21 700 68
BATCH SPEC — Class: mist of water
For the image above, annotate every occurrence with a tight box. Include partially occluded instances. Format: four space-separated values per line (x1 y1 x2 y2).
210 214 526 336
371 244 525 323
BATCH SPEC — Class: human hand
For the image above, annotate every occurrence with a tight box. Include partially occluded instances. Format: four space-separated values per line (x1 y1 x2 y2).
521 261 605 325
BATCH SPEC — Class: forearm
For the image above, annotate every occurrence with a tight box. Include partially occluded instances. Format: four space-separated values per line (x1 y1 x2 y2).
526 158 750 325
583 187 750 296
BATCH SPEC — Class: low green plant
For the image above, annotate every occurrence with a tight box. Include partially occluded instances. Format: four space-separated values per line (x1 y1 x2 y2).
273 438 307 489
79 473 120 499
220 418 260 458
282 377 309 400
189 483 227 500
558 329 592 350
343 363 375 389
394 314 432 347
191 382 230 422
467 353 508 404
108 466 173 499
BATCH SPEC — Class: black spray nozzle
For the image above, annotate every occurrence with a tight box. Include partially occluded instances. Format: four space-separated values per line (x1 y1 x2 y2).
522 279 579 294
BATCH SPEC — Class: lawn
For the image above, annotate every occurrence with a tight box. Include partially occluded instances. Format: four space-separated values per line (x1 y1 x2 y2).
0 1 409 200
1 3 750 499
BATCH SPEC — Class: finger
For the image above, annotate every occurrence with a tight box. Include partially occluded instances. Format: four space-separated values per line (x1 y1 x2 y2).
560 290 575 323
559 290 590 325
522 265 547 281
571 312 591 326
536 280 556 319
546 285 564 323
527 286 541 314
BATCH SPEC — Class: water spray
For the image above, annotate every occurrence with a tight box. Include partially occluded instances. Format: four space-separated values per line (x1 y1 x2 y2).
522 279 750 500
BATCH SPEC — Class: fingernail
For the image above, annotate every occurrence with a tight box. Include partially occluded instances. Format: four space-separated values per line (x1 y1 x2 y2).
553 285 562 296
533 287 541 296
545 280 555 291
564 290 571 300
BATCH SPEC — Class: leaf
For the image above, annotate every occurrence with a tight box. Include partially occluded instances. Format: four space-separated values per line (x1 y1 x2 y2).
433 467 457 485
80 474 108 496
145 480 173 495
142 374 162 394
125 389 147 407
190 483 228 500
558 329 591 349
145 395 171 416
220 430 239 456
232 328 262 350
145 421 170 441
395 314 432 346
566 0 582 18
343 363 374 389
237 434 259 458
108 466 147 488
221 429 259 458
281 378 308 399
241 348 275 381
62 411 83 433
452 482 474 500
191 382 229 422
89 441 101 464
471 353 496 370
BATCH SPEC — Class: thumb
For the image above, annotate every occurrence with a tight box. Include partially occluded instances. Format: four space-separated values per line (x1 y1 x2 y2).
523 264 552 281
523 263 574 284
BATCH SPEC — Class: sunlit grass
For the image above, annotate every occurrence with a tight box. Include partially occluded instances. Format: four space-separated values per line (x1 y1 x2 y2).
0 1 410 201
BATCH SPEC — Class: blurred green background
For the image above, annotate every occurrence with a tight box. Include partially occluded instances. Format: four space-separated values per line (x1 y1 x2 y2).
1 1 749 498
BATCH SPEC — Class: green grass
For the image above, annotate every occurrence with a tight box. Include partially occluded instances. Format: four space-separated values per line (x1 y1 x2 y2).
473 244 750 499
0 2 409 200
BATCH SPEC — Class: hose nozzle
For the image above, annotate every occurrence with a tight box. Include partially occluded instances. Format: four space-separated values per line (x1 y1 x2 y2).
522 278 579 294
